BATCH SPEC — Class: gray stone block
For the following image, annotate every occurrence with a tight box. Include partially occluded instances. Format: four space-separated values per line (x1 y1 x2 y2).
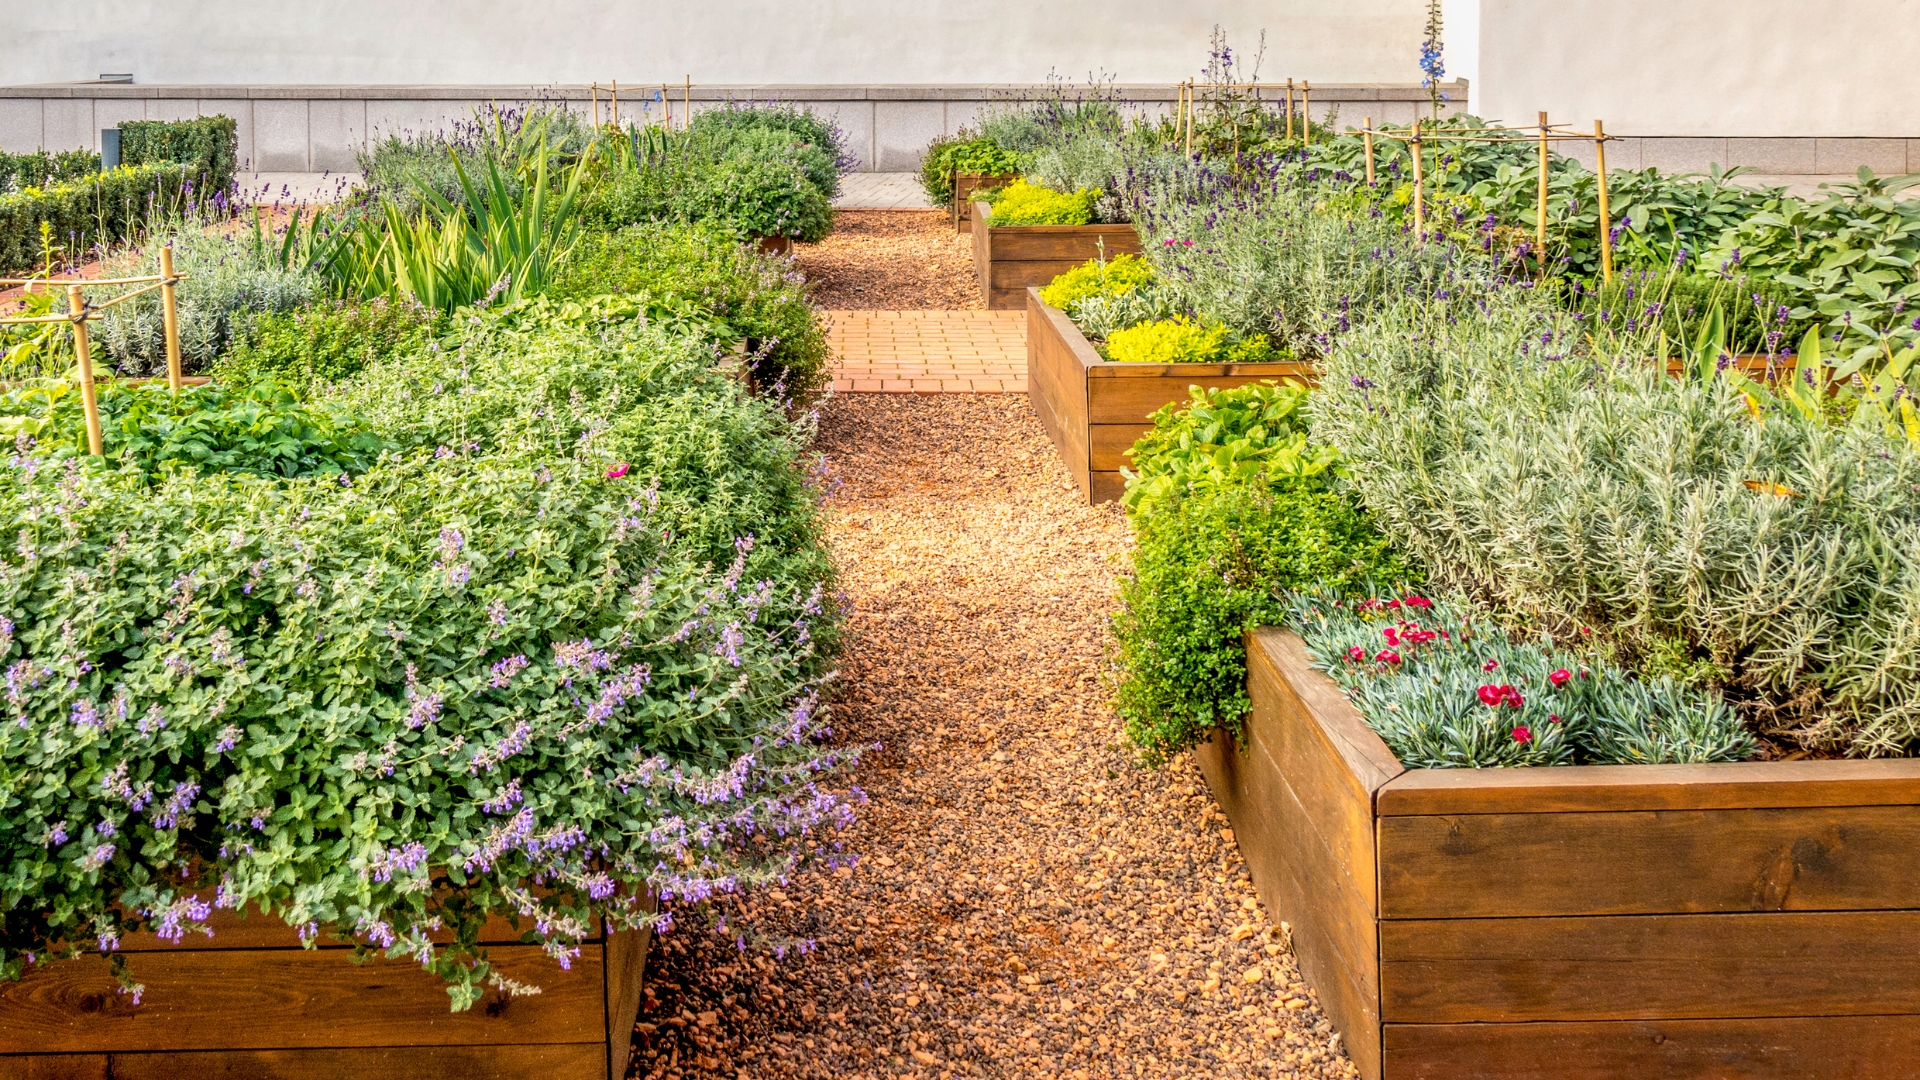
1639 138 1728 174
0 100 41 153
146 98 200 123
42 99 94 151
1725 138 1817 174
1814 138 1907 175
873 100 943 172
817 101 874 170
253 99 309 171
943 100 989 137
94 99 147 143
309 99 366 173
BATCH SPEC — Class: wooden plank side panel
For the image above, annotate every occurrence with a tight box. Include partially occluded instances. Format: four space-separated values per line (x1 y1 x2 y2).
988 258 1099 290
1089 423 1152 473
1086 370 1319 425
1025 291 1090 499
1377 804 1920 919
1196 727 1384 1080
0 946 603 1054
1382 1015 1920 1080
971 203 992 306
1377 758 1920 816
1380 910 1920 1023
988 227 1141 262
0 1055 108 1080
602 919 655 1080
94 1044 605 1080
1088 471 1127 505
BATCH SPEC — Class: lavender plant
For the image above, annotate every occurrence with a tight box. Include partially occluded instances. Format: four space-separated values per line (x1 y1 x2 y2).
0 312 851 1008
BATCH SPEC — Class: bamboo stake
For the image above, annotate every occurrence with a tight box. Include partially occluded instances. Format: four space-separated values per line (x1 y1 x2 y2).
684 76 691 130
1595 119 1613 284
1285 78 1294 141
1537 111 1550 269
1363 116 1375 184
160 245 182 392
663 84 671 130
1302 82 1312 146
591 83 600 128
68 285 102 456
612 79 619 129
1410 118 1425 240
1184 80 1193 156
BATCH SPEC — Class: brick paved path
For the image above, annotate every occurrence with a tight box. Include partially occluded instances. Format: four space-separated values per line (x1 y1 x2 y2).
827 310 1027 394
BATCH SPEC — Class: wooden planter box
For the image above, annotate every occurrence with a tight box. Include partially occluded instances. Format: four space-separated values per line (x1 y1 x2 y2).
951 173 1017 232
1025 288 1316 504
0 908 652 1080
971 201 1141 309
1198 628 1920 1080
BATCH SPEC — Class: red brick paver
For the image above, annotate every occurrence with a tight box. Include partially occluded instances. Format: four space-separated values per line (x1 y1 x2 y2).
826 310 1026 394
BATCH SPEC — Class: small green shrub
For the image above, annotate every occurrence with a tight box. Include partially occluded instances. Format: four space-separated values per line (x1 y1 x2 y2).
551 222 832 396
0 149 99 190
1039 253 1153 311
688 104 852 199
119 116 239 194
1122 382 1336 517
0 379 386 481
216 299 444 388
0 164 194 276
918 135 1024 204
983 179 1096 226
1104 317 1225 363
585 153 833 243
1113 482 1410 761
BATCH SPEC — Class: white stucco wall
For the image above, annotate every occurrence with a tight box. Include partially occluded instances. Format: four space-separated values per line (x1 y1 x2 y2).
3 1 1424 87
1472 0 1920 136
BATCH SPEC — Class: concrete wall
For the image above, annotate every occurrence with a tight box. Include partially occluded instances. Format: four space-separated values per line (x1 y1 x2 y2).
1 1 1421 87
0 84 1450 174
1471 0 1920 138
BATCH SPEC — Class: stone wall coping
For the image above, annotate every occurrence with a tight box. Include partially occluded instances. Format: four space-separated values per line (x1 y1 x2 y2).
0 81 1464 103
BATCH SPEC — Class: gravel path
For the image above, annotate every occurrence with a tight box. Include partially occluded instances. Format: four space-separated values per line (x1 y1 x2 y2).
797 211 981 310
629 396 1359 1080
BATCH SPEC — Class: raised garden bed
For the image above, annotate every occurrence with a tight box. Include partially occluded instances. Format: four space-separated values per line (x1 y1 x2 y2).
1025 288 1315 503
972 203 1141 310
952 173 1018 232
1197 627 1920 1080
0 910 651 1080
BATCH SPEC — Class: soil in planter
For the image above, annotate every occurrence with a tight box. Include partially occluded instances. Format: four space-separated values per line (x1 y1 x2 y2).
631 395 1357 1079
794 210 981 310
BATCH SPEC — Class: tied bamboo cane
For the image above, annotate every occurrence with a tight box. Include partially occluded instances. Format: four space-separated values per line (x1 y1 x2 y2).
1363 117 1375 185
68 284 102 456
1595 120 1614 284
1537 111 1550 271
1302 82 1311 146
160 244 182 392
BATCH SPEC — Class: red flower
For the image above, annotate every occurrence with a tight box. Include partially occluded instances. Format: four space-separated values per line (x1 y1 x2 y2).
1548 714 1562 724
1403 596 1433 609
1512 726 1533 744
1477 685 1503 707
606 463 630 480
1580 626 1592 636
1347 646 1367 662
1383 628 1400 646
1482 658 1499 672
1375 649 1402 665
1550 668 1572 688
1480 684 1523 708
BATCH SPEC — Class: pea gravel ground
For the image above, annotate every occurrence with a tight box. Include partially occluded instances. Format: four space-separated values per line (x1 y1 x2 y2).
793 210 981 310
628 395 1359 1080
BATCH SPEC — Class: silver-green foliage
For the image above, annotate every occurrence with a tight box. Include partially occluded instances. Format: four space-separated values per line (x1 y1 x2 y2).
1290 593 1754 767
1312 272 1920 754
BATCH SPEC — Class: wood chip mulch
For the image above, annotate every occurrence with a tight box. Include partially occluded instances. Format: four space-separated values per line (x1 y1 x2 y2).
795 211 982 310
629 395 1358 1080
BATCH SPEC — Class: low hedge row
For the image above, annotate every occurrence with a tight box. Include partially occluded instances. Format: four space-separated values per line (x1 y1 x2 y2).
0 164 194 275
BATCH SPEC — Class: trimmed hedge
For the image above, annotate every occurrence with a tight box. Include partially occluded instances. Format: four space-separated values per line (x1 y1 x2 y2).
0 164 194 275
0 150 99 191
120 115 239 194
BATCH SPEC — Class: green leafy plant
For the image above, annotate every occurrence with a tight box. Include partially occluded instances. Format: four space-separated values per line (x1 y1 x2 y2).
215 299 444 388
918 135 1024 205
1121 382 1335 517
1039 252 1154 311
1103 317 1226 363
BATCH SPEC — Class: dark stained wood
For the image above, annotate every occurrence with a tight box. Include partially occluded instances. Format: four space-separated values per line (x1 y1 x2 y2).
602 916 655 1080
953 173 1017 231
1088 471 1127 504
1377 803 1920 919
0 1055 109 1080
95 1044 605 1080
0 945 603 1054
989 258 1097 289
1026 289 1093 499
116 907 542 952
1377 758 1920 816
1381 1015 1920 1080
1380 910 1920 1023
1089 423 1147 473
1086 370 1313 425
